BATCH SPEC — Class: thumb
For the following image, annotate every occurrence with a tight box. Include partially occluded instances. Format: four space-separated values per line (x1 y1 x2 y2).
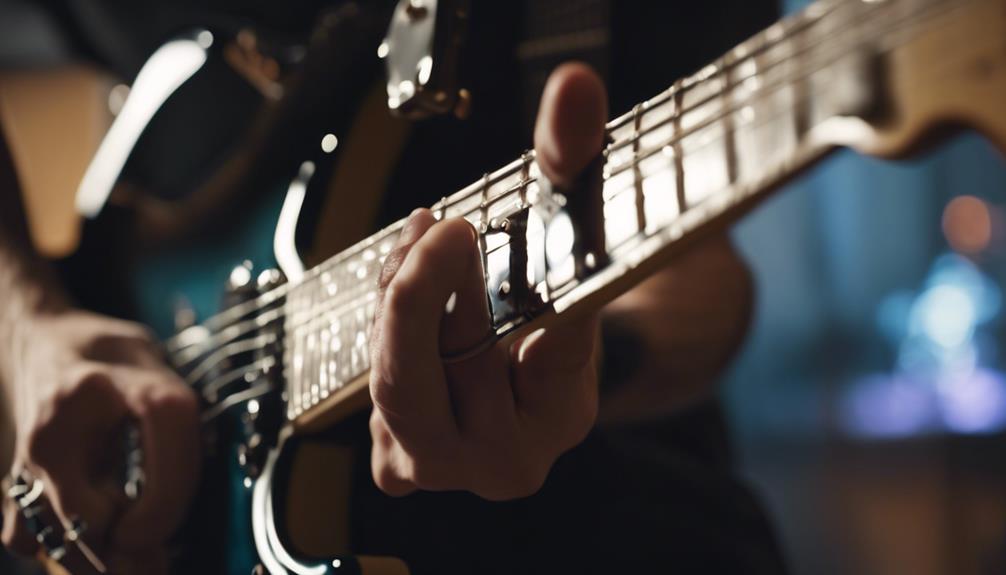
533 62 608 187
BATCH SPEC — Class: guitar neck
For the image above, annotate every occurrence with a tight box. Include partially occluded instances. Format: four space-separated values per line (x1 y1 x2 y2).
265 0 1004 429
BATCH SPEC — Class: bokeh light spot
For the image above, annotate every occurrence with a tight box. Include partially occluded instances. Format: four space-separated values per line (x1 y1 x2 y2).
943 195 991 254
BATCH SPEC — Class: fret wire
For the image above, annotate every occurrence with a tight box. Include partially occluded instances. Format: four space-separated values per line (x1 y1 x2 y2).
312 268 322 403
606 0 850 135
721 56 739 187
294 309 375 408
631 104 646 233
598 58 883 256
672 80 687 213
607 0 873 157
288 287 375 333
439 157 526 214
478 173 492 305
792 7 812 142
604 0 931 184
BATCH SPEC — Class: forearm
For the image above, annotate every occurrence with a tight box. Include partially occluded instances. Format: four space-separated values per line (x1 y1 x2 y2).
0 133 68 393
597 234 754 423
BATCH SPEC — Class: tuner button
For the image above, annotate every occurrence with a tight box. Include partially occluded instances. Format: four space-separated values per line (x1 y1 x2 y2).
257 268 285 290
228 262 254 290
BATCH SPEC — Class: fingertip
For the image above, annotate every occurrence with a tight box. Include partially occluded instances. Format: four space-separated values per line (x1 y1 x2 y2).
534 62 608 186
439 217 479 249
400 208 438 245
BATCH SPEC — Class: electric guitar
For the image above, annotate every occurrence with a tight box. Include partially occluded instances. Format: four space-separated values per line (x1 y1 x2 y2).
18 0 1006 572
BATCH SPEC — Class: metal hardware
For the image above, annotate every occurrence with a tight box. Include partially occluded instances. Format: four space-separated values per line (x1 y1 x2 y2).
77 29 215 218
5 471 108 572
228 261 256 291
539 153 608 281
381 0 470 118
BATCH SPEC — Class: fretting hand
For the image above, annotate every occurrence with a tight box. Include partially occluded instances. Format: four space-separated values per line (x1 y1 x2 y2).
368 63 607 500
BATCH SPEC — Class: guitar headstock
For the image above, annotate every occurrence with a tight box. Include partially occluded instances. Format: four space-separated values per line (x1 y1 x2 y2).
831 0 1006 159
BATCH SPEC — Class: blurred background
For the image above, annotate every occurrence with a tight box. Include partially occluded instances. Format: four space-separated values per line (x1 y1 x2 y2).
1 0 1005 573
724 1 1006 573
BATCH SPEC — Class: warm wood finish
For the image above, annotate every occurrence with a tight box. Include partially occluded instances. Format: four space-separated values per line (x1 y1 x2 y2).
849 0 1006 156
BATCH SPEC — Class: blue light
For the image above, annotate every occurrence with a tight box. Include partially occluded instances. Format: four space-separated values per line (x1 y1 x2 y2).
913 284 976 349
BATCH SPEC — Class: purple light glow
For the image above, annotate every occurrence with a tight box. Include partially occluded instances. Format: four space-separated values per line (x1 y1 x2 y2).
938 368 1006 434
840 374 939 439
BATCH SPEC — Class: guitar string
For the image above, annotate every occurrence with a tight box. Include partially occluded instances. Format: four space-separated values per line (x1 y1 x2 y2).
218 0 957 402
216 0 966 418
171 0 937 377
602 0 854 148
192 48 892 403
162 0 869 359
181 0 946 398
174 0 929 384
181 0 952 366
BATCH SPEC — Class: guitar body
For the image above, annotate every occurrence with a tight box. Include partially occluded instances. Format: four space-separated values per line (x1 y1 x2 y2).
55 6 411 574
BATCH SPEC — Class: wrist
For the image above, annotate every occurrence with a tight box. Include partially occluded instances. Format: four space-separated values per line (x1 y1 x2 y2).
0 267 67 400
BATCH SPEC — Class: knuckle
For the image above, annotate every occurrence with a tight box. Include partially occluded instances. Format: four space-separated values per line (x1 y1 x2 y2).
26 365 113 461
372 462 400 494
24 410 58 466
408 458 452 491
483 456 550 500
139 383 199 421
368 410 394 448
368 368 401 418
509 468 549 499
67 364 115 397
